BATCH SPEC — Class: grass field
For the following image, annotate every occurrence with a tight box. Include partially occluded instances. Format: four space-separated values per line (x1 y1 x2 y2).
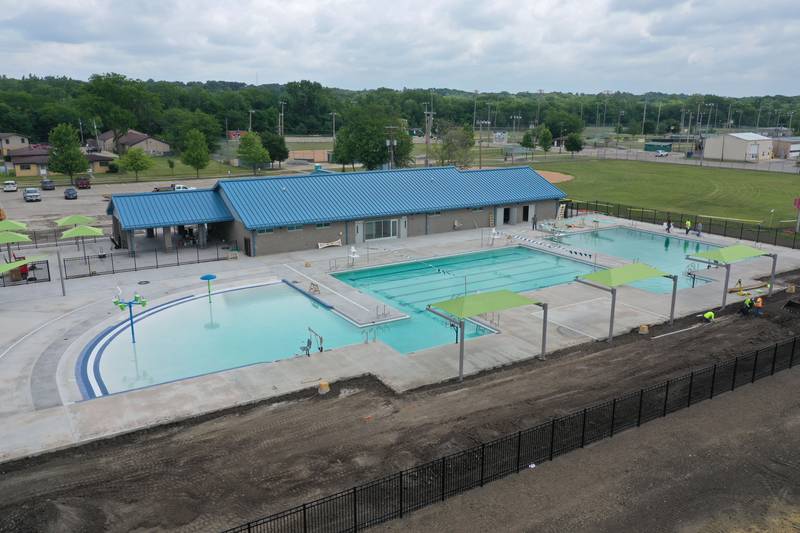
533 160 800 224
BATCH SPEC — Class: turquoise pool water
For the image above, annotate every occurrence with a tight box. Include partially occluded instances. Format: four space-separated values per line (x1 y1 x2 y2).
555 227 717 292
88 248 596 395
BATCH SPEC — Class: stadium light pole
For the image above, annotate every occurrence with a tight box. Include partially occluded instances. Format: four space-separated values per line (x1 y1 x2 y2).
641 100 647 136
329 111 338 141
248 109 254 132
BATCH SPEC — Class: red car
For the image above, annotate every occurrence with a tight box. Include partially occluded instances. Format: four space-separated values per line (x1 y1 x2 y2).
76 177 91 189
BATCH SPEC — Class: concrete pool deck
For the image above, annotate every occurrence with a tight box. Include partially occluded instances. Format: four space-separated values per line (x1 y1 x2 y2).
1 217 799 463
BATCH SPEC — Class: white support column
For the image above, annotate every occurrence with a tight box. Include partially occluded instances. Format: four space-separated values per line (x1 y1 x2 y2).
539 303 548 360
608 287 617 343
721 263 731 309
458 319 465 382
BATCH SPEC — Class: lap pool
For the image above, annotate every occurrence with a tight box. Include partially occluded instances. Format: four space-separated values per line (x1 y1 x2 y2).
81 247 595 396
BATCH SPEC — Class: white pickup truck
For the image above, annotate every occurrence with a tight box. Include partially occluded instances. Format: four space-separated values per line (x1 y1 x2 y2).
152 184 197 192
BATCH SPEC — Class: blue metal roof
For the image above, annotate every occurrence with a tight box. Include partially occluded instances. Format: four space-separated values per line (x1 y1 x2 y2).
216 166 565 230
108 189 233 230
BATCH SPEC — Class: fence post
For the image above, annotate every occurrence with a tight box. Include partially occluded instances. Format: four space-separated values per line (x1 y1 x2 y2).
515 431 522 473
32 231 37 248
731 357 739 390
709 364 717 399
303 503 308 533
770 344 778 375
398 471 403 518
176 245 180 266
791 338 797 368
756 226 761 243
580 408 588 447
87 256 92 277
154 246 158 268
196 243 200 263
636 389 644 426
723 220 728 236
662 380 670 416
548 419 556 460
687 371 694 407
609 399 617 436
352 487 358 532
751 352 759 383
480 443 486 487
793 231 798 249
133 251 137 271
440 458 446 501
739 224 744 240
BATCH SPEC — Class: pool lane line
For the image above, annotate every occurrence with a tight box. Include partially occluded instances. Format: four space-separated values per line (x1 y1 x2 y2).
283 264 370 312
0 299 102 363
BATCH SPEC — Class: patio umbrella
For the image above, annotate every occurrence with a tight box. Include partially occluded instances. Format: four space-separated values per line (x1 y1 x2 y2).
0 231 31 262
60 225 103 263
55 215 97 227
0 219 27 232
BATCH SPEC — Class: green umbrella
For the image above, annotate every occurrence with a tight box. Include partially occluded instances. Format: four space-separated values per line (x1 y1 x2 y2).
60 225 103 263
0 219 27 232
56 215 97 227
0 231 31 262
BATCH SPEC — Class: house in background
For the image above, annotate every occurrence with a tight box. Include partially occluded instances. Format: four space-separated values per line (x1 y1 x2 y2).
9 145 114 176
96 129 171 155
772 137 800 159
1 133 29 157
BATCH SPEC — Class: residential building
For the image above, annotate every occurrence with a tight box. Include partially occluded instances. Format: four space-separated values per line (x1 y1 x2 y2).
772 137 800 159
97 129 171 155
9 145 114 176
703 132 773 162
108 166 565 257
0 133 29 157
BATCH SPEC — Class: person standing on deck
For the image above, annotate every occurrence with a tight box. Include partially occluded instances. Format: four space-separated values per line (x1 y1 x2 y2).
685 219 692 235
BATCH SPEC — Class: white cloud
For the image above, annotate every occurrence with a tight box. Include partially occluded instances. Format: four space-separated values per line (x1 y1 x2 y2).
0 0 797 95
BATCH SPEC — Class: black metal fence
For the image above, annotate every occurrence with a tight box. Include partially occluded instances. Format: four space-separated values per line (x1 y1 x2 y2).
63 241 239 279
0 260 51 287
223 337 799 533
3 228 107 251
565 200 800 249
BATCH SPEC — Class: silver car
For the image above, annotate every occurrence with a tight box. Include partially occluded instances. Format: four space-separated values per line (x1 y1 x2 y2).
23 187 41 202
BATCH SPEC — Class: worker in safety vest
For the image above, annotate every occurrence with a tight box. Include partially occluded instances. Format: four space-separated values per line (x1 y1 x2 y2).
740 297 753 316
754 296 764 317
685 220 692 235
702 310 715 323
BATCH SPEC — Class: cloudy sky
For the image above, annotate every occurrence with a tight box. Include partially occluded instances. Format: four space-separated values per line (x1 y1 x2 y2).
1 0 798 96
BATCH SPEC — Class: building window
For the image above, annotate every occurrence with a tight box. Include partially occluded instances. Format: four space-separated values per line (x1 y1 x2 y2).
430 211 442 216
287 225 303 231
20 164 31 170
257 228 273 234
315 222 331 229
470 207 484 212
364 219 398 240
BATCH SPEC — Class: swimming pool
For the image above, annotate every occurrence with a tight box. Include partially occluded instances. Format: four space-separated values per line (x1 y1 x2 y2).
555 227 717 292
83 248 596 396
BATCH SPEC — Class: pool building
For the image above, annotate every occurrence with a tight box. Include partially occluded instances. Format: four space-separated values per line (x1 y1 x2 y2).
107 166 565 256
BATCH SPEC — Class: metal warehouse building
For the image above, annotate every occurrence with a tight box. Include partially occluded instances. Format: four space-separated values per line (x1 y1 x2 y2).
107 166 565 257
703 132 773 162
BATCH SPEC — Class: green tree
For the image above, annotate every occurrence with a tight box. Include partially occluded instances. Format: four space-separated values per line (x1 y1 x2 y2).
180 129 210 178
261 132 289 168
237 132 271 175
564 133 584 156
167 158 175 175
118 147 153 181
334 107 413 170
435 124 474 167
520 130 534 149
538 128 553 152
332 128 357 171
159 108 221 152
48 123 88 185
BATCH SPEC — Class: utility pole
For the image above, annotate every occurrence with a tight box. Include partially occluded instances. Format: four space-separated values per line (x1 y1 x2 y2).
655 103 662 135
536 89 544 125
595 102 600 127
705 103 714 133
78 118 85 145
278 101 286 136
602 90 611 128
756 104 763 130
329 111 338 141
472 90 478 129
384 126 398 170
727 103 732 129
788 111 795 133
423 103 435 167
248 109 255 132
92 119 99 150
641 100 648 136
477 120 489 169
737 110 743 129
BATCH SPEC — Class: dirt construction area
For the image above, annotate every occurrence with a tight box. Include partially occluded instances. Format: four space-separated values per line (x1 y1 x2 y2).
2 273 800 532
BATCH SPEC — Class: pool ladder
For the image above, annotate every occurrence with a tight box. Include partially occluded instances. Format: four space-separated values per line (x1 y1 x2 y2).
376 304 389 320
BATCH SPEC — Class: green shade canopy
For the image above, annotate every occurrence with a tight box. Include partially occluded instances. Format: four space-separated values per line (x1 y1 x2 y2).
0 220 27 231
60 225 104 239
0 255 47 275
0 231 31 245
692 244 767 264
578 263 669 288
431 289 538 319
55 215 97 227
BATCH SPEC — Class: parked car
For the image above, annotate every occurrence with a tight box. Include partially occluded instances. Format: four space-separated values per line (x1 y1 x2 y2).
655 150 669 157
3 180 17 192
64 187 78 200
40 178 56 190
153 183 197 192
23 187 41 202
76 177 91 189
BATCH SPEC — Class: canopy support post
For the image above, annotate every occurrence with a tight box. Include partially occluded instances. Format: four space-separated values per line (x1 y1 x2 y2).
608 287 617 343
721 263 731 309
458 319 465 382
768 253 777 296
668 275 677 325
537 302 548 360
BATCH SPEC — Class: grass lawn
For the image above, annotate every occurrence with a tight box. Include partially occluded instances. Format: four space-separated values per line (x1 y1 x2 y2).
533 160 800 224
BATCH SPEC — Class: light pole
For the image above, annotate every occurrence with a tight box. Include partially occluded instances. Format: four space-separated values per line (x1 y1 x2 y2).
329 111 338 141
278 101 286 136
510 114 521 140
616 110 625 141
477 120 490 168
385 126 398 169
537 89 544 125
789 111 796 133
655 103 662 134
641 100 647 136
248 109 255 132
113 292 148 344
705 103 714 133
